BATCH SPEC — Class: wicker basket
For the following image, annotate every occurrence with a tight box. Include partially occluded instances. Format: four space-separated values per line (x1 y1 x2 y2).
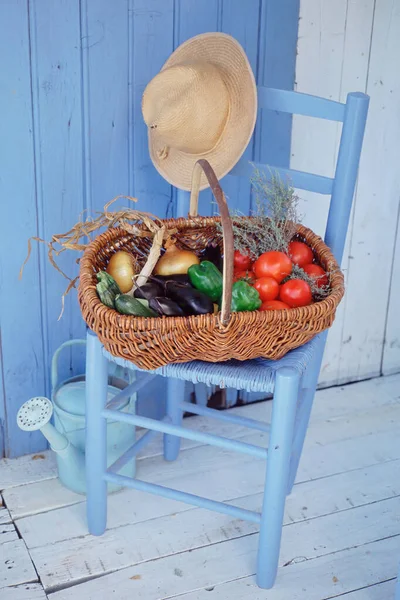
79 160 344 370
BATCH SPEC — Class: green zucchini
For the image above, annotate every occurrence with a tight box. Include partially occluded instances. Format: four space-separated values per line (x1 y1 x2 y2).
115 294 157 317
96 271 121 309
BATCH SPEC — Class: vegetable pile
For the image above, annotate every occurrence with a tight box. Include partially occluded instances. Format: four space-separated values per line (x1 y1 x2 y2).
97 237 329 318
96 171 331 318
97 244 224 318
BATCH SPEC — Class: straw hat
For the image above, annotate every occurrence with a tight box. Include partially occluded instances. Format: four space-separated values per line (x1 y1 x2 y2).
142 32 257 191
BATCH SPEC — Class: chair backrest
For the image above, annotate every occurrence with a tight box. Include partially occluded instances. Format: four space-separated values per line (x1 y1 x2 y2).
176 87 369 265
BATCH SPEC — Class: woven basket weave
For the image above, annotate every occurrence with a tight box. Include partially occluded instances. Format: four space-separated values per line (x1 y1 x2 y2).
79 160 344 370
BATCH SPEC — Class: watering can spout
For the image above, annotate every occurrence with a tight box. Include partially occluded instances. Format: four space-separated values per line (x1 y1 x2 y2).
16 397 85 471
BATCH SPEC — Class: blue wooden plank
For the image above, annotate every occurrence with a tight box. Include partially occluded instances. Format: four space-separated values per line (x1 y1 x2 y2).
31 0 86 387
219 0 260 217
0 0 47 456
132 0 174 217
83 0 131 214
0 334 5 457
173 0 220 217
253 0 300 170
171 0 223 408
131 0 175 416
258 87 346 122
78 0 170 421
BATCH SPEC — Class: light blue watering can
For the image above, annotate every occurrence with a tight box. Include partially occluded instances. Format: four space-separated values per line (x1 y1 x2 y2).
17 339 136 494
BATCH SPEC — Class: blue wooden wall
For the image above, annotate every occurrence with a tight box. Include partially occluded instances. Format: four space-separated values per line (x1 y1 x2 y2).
0 0 299 458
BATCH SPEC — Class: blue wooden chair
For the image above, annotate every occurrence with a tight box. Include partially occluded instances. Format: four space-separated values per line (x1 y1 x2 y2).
85 88 369 588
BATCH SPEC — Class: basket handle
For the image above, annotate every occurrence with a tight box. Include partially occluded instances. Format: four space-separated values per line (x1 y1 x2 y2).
189 159 234 325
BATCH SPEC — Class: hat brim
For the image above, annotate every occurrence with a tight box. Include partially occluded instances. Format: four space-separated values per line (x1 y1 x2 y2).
147 32 257 191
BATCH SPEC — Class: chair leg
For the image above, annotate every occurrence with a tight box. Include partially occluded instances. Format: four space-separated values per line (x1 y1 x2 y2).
194 382 209 407
163 377 185 461
257 366 300 589
86 330 108 535
286 386 316 494
287 333 326 494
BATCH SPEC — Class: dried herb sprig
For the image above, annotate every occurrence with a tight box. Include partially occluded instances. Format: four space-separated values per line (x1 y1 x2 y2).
217 166 336 301
224 167 301 259
251 166 300 241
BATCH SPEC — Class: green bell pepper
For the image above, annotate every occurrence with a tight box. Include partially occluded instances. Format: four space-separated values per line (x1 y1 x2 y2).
231 280 261 312
188 260 223 302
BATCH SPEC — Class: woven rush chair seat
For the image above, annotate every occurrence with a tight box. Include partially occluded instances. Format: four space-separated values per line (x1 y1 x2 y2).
104 336 318 395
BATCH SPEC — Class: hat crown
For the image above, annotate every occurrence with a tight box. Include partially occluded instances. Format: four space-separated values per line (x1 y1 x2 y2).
142 62 229 154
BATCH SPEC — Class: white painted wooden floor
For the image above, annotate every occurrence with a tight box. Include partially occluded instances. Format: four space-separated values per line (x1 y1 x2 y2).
1 374 400 599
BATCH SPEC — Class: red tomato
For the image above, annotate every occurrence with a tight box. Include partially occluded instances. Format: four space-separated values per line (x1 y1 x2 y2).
234 270 256 284
234 250 252 271
253 251 292 283
288 241 314 267
253 277 280 302
302 263 328 288
279 279 312 308
260 300 290 311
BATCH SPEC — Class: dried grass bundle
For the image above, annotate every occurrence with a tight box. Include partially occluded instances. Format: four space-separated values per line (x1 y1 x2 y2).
19 196 170 317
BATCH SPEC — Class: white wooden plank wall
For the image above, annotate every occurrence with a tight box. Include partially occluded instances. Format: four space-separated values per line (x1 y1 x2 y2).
292 0 400 385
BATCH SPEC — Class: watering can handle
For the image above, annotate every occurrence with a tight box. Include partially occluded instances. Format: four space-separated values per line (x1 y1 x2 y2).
51 339 87 393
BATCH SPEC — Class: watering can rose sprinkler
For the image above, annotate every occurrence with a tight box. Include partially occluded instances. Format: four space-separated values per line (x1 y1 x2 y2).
17 396 86 473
